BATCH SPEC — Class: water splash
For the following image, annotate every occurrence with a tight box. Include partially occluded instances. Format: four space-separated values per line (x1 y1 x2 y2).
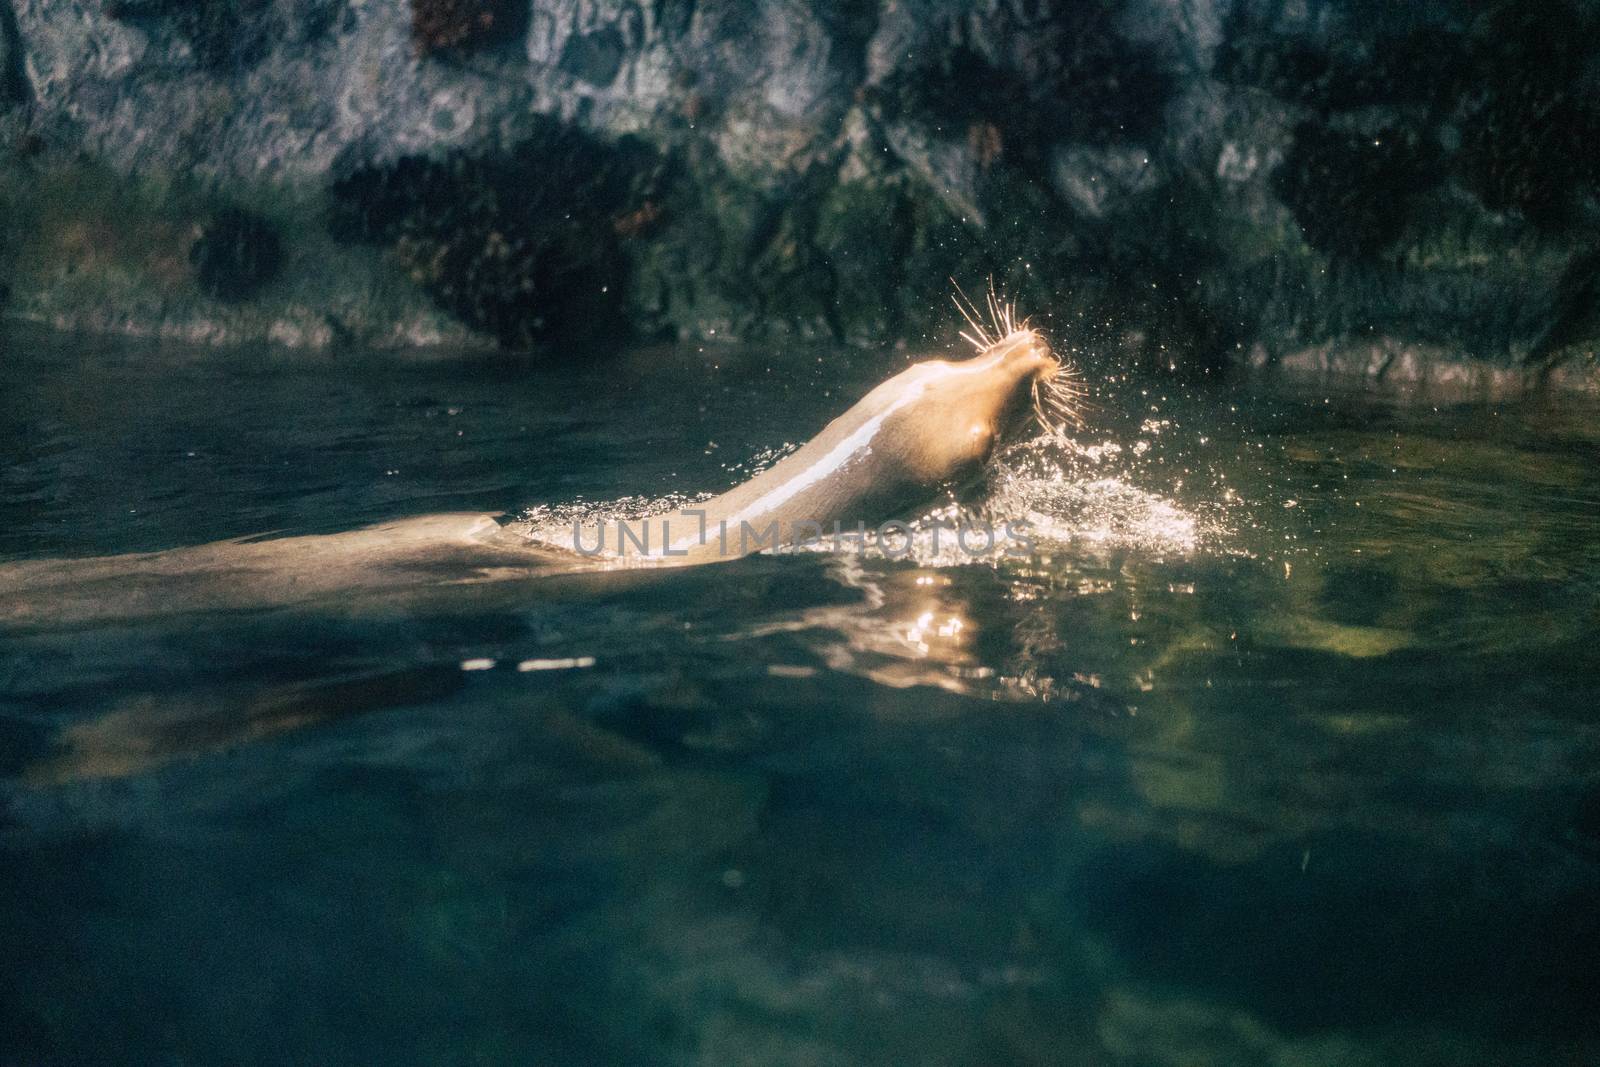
772 430 1228 567
509 492 712 556
980 433 1224 558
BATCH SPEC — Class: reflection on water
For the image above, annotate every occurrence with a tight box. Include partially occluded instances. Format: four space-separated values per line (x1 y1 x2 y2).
2 325 1599 1065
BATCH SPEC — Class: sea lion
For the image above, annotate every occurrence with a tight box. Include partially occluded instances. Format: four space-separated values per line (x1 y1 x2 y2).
0 304 1081 628
560 323 1079 564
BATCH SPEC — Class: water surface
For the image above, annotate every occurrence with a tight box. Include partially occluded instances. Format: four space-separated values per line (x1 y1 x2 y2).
3 324 1598 1065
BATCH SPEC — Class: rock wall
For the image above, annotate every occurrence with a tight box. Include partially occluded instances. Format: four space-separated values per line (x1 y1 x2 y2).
1 0 1597 376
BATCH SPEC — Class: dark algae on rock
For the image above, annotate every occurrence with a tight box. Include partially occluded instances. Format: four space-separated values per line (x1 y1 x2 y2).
329 117 665 353
1229 0 1600 235
409 0 524 56
876 0 1173 163
1272 122 1441 259
1456 1 1600 227
0 0 27 107
190 208 283 302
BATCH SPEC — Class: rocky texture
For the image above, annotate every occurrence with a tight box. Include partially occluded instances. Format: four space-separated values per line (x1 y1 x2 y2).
0 0 1597 377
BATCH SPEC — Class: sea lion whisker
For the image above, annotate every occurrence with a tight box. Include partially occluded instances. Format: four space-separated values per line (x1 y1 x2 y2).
1030 376 1057 439
983 279 1020 342
1033 358 1090 433
950 279 994 350
955 301 991 347
1057 375 1096 411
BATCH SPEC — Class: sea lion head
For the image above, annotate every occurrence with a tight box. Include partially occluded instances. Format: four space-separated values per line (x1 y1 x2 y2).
885 327 1078 488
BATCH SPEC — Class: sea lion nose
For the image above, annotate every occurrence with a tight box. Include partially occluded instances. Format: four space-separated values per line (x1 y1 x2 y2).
999 332 1052 379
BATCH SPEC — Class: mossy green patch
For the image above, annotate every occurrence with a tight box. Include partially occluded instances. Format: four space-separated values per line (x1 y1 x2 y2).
0 154 468 348
623 154 773 340
814 178 911 343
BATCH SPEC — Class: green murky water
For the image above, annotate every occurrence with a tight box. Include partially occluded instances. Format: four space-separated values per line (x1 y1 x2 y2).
2 324 1598 1065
